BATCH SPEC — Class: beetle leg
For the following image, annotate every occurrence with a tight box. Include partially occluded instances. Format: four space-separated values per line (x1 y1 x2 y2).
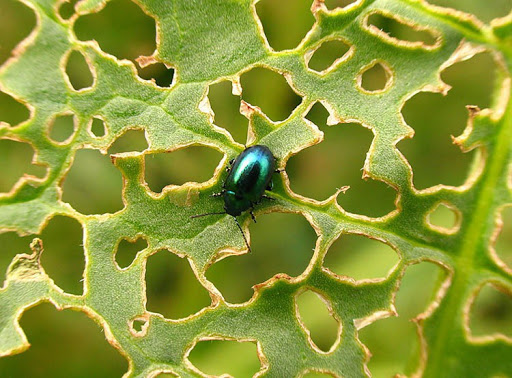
266 179 273 191
274 169 284 173
262 195 275 201
225 159 235 172
250 210 257 223
211 190 225 197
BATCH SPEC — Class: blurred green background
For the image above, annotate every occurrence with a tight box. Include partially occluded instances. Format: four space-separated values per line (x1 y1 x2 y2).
1 0 512 376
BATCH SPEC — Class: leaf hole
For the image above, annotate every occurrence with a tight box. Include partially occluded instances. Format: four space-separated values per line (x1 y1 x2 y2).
364 11 439 48
426 202 461 234
287 102 397 218
358 61 393 93
240 67 302 122
324 234 399 281
58 0 79 20
129 316 148 337
0 303 128 376
336 178 397 218
494 206 512 272
115 236 148 269
398 51 497 189
0 0 36 65
306 38 352 74
150 372 178 378
359 261 447 376
208 80 248 144
145 249 211 320
61 149 123 214
0 90 30 127
396 261 447 318
136 62 174 88
188 339 261 377
108 128 148 154
425 0 512 23
295 289 341 353
469 283 512 339
39 215 85 295
88 116 107 138
47 113 77 145
74 0 156 61
64 50 95 91
324 0 359 10
255 0 315 51
144 146 223 193
0 138 47 193
206 212 316 304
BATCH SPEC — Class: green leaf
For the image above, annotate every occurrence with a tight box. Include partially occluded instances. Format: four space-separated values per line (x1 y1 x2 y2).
1 0 511 376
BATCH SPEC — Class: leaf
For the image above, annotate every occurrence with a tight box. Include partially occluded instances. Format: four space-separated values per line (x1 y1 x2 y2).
1 0 511 376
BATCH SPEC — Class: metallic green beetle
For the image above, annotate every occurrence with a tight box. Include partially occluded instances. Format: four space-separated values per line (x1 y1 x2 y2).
192 145 278 251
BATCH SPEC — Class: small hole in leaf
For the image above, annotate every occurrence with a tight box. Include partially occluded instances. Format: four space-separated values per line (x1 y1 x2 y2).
0 90 30 127
359 261 446 376
0 231 33 284
287 103 396 218
48 114 76 144
129 317 148 336
469 283 512 338
188 339 261 377
131 319 145 332
89 117 106 138
366 12 438 47
324 0 358 9
0 0 36 65
324 234 399 280
115 236 148 269
255 0 315 51
65 50 94 91
425 0 512 23
58 0 79 20
426 202 460 234
0 138 46 193
399 52 496 189
137 62 174 87
0 303 128 376
40 215 84 295
495 206 512 271
152 372 177 378
108 128 148 154
240 67 302 122
62 149 123 214
359 61 391 92
208 80 248 144
296 290 340 353
206 213 316 304
74 0 156 61
144 146 222 193
307 39 351 73
145 250 211 319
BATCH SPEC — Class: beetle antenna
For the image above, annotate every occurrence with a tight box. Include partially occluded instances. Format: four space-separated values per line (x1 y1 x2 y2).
190 212 226 219
233 217 252 253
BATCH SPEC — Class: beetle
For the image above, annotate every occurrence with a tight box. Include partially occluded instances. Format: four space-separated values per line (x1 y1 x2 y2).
191 145 278 252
